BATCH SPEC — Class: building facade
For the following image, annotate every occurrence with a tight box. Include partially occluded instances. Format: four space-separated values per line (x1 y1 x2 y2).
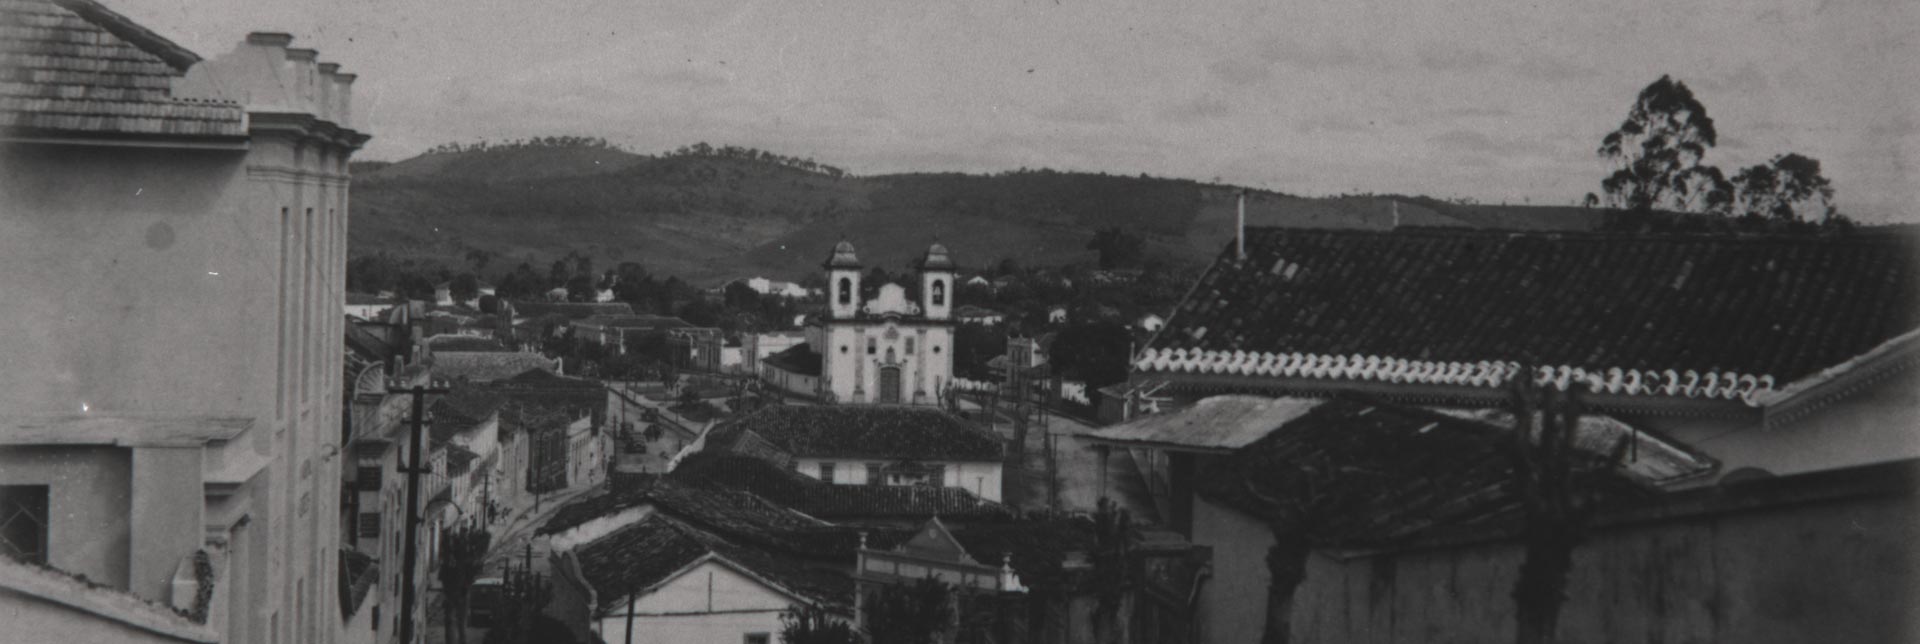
815 242 956 405
1 5 367 643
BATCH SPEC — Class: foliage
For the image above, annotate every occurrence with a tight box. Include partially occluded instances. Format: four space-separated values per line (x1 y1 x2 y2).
426 136 622 156
437 525 493 644
667 141 849 178
1594 75 1731 213
1731 153 1837 223
1048 322 1135 389
482 553 571 644
864 577 954 644
450 273 480 304
780 604 862 644
1087 227 1146 270
1506 378 1625 644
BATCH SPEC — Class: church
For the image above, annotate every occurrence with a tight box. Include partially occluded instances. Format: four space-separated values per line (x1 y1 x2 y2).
759 241 956 404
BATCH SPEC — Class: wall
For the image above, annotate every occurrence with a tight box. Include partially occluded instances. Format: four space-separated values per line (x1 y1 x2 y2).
1644 371 1920 483
0 446 133 589
595 560 794 644
1192 480 1920 644
794 458 1003 502
0 587 213 644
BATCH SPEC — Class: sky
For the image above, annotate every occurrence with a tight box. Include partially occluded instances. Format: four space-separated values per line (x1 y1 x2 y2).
123 0 1917 221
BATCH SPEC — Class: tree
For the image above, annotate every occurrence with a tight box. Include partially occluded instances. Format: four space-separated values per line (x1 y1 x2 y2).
1594 75 1732 214
437 525 492 644
1047 322 1134 390
781 604 862 644
1507 377 1626 644
1086 227 1145 270
450 273 481 306
1089 497 1134 644
1731 153 1837 223
864 577 953 644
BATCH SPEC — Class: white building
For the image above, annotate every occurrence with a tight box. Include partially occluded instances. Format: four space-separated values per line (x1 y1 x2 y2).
813 241 955 405
712 406 1007 502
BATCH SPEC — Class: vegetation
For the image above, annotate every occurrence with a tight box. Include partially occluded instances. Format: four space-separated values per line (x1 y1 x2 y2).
436 525 492 644
1507 379 1625 644
1591 75 1850 230
780 604 862 644
863 577 953 644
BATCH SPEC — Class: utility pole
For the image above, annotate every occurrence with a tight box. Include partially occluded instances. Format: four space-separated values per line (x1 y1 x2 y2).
390 379 450 644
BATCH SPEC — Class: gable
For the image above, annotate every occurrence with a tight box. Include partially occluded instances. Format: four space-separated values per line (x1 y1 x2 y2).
895 518 978 565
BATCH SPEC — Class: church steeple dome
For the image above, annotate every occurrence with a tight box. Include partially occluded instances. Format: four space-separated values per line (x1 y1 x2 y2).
823 240 862 269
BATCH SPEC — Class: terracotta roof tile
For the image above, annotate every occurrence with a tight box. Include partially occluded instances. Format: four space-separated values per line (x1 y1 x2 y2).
671 453 1012 521
716 406 1004 462
1143 228 1920 399
0 0 244 138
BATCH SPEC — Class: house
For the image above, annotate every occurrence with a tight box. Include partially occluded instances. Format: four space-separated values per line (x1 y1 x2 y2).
954 304 1005 326
343 365 440 643
708 406 1007 502
853 518 1027 635
736 276 811 299
0 6 367 643
570 314 692 355
666 327 725 372
743 332 807 378
547 513 852 644
346 293 401 320
429 350 558 383
429 388 507 524
1101 227 1920 643
433 280 495 308
963 275 992 289
759 242 957 405
1046 306 1068 324
487 369 612 493
1135 313 1164 333
671 453 1012 527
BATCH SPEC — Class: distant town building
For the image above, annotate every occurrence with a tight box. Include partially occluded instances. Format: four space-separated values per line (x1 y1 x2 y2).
345 293 402 320
732 276 812 299
955 304 1005 326
1135 312 1165 333
709 406 1006 502
0 5 368 642
759 242 956 404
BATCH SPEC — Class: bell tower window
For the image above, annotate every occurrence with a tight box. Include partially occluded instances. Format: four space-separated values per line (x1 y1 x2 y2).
838 278 852 305
932 280 946 306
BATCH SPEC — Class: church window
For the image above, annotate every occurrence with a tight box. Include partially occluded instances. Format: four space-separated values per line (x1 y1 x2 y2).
838 278 851 304
868 338 877 355
906 337 915 353
932 280 946 305
886 347 896 363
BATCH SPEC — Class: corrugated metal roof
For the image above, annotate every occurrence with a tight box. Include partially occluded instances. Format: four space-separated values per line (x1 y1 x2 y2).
1087 395 1324 452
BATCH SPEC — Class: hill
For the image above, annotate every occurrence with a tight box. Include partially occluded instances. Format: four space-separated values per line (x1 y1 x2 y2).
348 143 1606 284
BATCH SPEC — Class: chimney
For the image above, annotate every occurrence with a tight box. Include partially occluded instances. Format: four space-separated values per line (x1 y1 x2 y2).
1236 190 1247 261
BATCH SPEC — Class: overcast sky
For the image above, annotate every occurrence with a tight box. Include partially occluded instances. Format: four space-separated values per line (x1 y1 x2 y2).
125 0 1916 221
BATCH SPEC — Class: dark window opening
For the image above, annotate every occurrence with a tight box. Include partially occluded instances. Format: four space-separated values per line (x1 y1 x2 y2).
0 485 50 564
932 280 946 306
837 278 852 304
818 462 836 483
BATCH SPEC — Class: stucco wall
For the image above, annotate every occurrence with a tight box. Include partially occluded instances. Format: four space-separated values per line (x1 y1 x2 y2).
0 588 211 644
0 446 133 589
597 560 794 644
1192 488 1919 644
1644 372 1920 483
794 458 1003 502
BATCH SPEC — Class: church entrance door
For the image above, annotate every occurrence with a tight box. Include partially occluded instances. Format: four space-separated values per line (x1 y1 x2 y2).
879 366 902 404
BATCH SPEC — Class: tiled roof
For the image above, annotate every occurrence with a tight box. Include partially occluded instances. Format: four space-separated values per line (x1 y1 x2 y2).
428 387 504 442
1195 397 1641 546
575 514 853 612
0 0 245 138
1141 228 1920 403
505 301 633 320
574 314 691 330
763 343 822 376
430 352 557 382
671 453 1013 521
425 335 509 353
539 476 844 558
717 406 1003 462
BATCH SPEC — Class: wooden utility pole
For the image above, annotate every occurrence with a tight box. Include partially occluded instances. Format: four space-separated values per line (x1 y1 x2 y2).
390 379 450 644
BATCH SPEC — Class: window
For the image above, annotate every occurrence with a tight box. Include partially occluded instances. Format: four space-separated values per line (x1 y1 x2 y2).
837 278 851 304
932 280 946 305
745 634 771 644
906 337 915 353
926 465 946 487
0 485 49 563
867 338 876 355
818 462 836 483
357 466 382 490
358 513 381 538
866 464 884 486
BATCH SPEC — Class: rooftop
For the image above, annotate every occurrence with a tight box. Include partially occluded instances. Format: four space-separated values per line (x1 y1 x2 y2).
0 0 244 139
762 343 823 376
1141 228 1920 402
506 301 633 320
429 352 557 382
716 405 1004 462
671 452 1013 521
573 514 853 614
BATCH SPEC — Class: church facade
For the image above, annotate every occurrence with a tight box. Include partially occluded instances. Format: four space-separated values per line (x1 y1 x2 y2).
762 242 956 405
